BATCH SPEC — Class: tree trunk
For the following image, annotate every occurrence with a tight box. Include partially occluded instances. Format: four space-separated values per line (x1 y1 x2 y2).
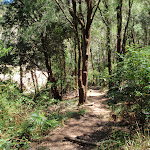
90 48 95 86
122 0 132 54
81 28 91 103
116 0 122 58
41 33 62 101
74 38 78 91
34 68 39 92
31 70 36 94
107 24 112 88
49 59 62 101
44 53 62 101
77 29 85 104
19 63 23 93
98 1 112 87
55 0 100 104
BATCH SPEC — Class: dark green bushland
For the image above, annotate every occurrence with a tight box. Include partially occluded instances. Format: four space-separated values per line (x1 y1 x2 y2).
108 46 150 129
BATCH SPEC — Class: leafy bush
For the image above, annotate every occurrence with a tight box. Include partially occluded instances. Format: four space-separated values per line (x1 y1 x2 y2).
108 46 150 128
0 81 33 149
0 80 86 149
0 81 58 148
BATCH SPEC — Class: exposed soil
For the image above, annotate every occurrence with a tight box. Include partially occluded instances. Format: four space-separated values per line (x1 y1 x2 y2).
28 87 126 150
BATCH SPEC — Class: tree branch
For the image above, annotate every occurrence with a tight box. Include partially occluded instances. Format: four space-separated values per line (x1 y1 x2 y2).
91 0 101 23
54 0 74 27
98 7 107 25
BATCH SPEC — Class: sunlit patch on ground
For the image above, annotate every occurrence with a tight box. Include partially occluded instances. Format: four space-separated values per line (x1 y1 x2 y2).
87 89 106 97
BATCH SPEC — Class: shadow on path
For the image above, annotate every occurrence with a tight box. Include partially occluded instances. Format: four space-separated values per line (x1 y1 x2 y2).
29 89 129 150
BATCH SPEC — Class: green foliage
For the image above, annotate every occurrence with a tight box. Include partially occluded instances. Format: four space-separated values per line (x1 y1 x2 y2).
108 45 150 126
0 81 33 149
97 130 129 150
20 111 60 141
0 40 12 58
0 79 87 149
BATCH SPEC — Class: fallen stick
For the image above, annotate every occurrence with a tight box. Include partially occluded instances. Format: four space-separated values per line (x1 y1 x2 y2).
84 102 94 106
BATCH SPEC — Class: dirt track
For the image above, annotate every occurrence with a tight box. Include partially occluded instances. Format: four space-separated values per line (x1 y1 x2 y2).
29 89 114 150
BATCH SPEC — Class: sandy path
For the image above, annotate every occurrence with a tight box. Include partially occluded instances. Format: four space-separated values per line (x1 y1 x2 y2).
29 89 111 150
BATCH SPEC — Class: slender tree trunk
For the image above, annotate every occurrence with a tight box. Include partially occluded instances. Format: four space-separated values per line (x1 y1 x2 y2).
78 41 84 104
31 70 36 94
79 0 93 104
19 63 23 93
63 50 66 94
49 59 62 100
19 48 23 93
106 24 112 88
61 70 63 97
131 30 135 44
90 48 95 86
116 0 123 58
44 53 62 101
34 68 39 92
72 0 85 104
122 0 132 54
107 25 112 76
63 51 66 81
131 18 135 44
74 37 78 91
98 1 112 87
41 33 62 100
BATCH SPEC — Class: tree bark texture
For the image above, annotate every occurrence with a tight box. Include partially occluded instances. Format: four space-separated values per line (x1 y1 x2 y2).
78 0 93 104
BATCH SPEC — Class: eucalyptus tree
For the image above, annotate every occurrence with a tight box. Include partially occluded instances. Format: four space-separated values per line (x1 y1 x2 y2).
55 0 101 104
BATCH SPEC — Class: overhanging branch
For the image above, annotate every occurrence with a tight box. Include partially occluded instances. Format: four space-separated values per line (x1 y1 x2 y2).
91 0 101 23
54 0 74 27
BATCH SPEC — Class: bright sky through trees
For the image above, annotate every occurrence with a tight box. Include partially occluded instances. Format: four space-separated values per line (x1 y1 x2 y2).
1 0 13 4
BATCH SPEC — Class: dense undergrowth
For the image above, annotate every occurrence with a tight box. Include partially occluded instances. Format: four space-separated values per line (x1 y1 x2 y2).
107 46 150 149
108 46 150 122
0 81 86 149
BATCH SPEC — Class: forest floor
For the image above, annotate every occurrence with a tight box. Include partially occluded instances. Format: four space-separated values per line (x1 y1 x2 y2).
29 87 128 150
